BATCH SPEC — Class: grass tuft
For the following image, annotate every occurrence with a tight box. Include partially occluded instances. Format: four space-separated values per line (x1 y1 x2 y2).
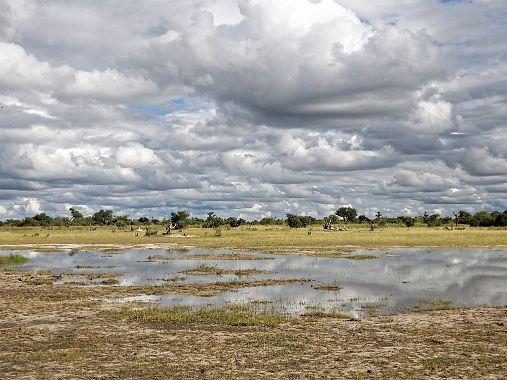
181 264 269 276
312 284 342 292
0 254 29 266
113 304 290 327
414 299 454 311
301 306 351 320
182 264 226 276
101 278 120 285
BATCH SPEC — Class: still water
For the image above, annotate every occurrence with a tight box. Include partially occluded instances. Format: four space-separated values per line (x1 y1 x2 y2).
2 247 506 317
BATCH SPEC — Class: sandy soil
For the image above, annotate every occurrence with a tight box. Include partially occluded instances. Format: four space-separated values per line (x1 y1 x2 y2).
0 268 506 379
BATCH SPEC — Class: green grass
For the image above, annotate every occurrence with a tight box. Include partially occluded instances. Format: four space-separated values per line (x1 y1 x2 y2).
233 268 268 276
100 278 120 285
0 254 29 266
414 299 454 311
312 283 342 291
422 356 465 367
430 299 454 310
302 310 350 319
360 304 384 315
181 264 268 276
182 263 226 276
147 253 272 261
114 304 290 327
84 273 121 280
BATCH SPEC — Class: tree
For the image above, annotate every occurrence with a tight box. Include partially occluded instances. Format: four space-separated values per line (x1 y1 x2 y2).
92 209 113 225
286 214 304 228
112 215 130 228
69 207 83 221
170 211 190 230
226 217 246 227
457 211 473 225
426 214 441 227
358 215 370 223
471 211 494 227
323 214 339 229
370 211 385 229
32 213 54 227
259 217 284 225
335 207 358 224
494 212 507 227
452 211 459 228
203 212 224 236
401 216 415 228
286 214 316 228
203 212 222 228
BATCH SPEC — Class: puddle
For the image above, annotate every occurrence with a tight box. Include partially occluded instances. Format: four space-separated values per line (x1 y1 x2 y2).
2 247 507 318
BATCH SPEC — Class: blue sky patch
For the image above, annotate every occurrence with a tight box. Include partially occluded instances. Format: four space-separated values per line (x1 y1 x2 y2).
129 105 168 117
129 98 188 116
171 97 187 109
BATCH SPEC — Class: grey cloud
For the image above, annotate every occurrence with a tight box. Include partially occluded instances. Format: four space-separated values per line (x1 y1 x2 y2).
166 3 447 125
0 0 506 219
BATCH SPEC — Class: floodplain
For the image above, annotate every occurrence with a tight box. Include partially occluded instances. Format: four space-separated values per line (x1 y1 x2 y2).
0 226 506 378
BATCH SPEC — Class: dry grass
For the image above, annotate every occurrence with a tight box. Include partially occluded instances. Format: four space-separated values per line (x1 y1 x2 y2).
1 226 505 257
180 226 507 254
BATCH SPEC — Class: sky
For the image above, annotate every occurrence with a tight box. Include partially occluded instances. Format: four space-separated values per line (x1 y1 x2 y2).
0 0 506 220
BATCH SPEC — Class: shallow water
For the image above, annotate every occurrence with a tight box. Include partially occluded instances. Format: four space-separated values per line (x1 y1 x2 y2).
2 247 507 317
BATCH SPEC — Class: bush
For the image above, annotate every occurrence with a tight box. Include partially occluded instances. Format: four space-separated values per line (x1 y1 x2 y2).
402 217 415 228
145 229 158 236
286 213 316 228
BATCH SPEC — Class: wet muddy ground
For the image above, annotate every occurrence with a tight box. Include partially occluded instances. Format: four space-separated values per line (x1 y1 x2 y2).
0 268 506 378
2 246 507 318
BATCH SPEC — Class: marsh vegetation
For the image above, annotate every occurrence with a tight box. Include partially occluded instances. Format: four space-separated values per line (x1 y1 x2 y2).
0 253 29 266
181 264 269 276
114 304 289 327
1 245 506 318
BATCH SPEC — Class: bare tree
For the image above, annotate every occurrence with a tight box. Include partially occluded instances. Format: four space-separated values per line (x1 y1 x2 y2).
453 211 459 228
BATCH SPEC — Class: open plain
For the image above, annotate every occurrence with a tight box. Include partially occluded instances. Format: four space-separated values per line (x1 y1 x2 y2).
0 226 506 379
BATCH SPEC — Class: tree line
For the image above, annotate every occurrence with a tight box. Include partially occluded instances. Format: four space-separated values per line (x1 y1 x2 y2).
1 206 506 228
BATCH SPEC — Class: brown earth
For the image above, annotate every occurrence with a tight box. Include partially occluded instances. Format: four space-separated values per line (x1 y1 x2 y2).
0 269 506 379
